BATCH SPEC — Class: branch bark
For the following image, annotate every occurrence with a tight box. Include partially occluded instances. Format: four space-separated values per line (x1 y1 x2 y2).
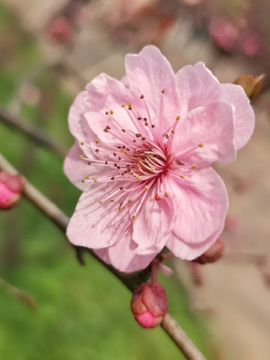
0 107 67 158
0 152 207 360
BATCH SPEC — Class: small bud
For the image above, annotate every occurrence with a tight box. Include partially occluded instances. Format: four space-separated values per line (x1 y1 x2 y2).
131 282 168 328
234 74 265 100
0 172 24 210
192 239 224 264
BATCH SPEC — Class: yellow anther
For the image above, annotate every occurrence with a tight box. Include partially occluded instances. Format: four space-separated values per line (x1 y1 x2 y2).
198 143 204 147
130 170 134 174
180 175 185 179
150 154 154 159
176 116 180 120
171 129 176 134
132 215 136 220
80 155 83 159
165 134 169 139
192 164 197 170
98 200 103 204
110 199 114 202
161 89 165 93
164 192 169 197
80 141 84 145
128 102 132 107
109 110 114 115
85 175 89 179
128 199 132 203
168 152 172 156
150 167 155 173
88 161 92 165
144 185 149 190
93 178 97 183
136 175 141 180
120 148 125 154
95 139 99 144
119 207 123 212
81 179 85 183
120 201 124 206
121 104 125 107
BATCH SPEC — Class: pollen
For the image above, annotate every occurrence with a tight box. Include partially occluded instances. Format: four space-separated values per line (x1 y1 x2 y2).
120 148 125 154
121 103 125 107
192 164 197 169
93 178 97 183
109 110 114 115
85 175 89 179
164 192 169 197
161 89 165 93
150 167 155 173
130 170 134 174
88 161 92 165
132 215 136 220
121 129 126 132
165 134 169 139
140 95 144 99
171 129 176 134
128 199 132 202
198 143 204 147
110 198 114 202
80 155 83 159
81 179 85 183
80 141 84 145
136 175 141 180
119 207 123 212
128 102 132 107
176 116 180 120
144 185 149 190
168 152 172 156
95 139 99 144
180 175 185 179
98 200 103 204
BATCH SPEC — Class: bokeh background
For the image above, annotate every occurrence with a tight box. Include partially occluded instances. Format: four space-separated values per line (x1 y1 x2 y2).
0 1 270 359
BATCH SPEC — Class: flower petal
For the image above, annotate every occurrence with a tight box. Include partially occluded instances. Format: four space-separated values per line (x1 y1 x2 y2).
221 83 255 150
132 185 174 252
172 100 236 166
67 183 133 248
175 62 222 116
167 167 228 246
125 45 180 133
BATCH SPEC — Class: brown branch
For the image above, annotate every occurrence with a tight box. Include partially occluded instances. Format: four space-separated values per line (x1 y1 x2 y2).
0 152 207 360
0 107 67 158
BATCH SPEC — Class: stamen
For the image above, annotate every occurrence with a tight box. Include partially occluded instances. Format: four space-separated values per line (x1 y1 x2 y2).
192 164 197 169
93 178 97 182
198 143 204 147
180 175 185 179
109 110 114 115
164 192 169 197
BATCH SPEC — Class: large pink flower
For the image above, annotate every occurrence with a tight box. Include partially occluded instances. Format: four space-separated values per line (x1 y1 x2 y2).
64 46 254 272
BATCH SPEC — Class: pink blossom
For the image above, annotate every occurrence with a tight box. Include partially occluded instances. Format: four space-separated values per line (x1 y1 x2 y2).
0 172 24 209
64 46 254 272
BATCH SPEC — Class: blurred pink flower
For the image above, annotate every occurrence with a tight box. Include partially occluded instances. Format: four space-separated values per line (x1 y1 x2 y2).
209 17 239 52
0 172 24 210
64 46 254 272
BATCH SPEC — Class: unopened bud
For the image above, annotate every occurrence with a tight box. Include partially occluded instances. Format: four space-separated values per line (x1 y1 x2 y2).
0 172 24 210
192 239 224 264
234 74 265 100
131 282 168 328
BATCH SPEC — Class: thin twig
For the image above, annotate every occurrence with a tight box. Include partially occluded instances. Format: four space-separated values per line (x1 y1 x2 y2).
0 152 207 360
0 107 67 158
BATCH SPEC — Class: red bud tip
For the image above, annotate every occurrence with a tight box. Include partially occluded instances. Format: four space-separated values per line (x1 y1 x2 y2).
0 172 24 210
192 239 224 264
131 282 168 328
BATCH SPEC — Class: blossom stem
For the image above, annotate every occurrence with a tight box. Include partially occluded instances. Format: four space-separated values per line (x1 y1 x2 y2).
0 152 208 360
0 107 67 158
151 259 159 284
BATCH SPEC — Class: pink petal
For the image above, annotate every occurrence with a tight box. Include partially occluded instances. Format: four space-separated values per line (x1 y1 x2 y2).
175 62 222 117
167 167 228 247
172 100 236 166
125 45 180 133
132 185 174 252
221 83 255 150
67 183 133 249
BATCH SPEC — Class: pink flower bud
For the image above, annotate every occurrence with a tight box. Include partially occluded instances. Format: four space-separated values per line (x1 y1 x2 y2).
192 239 224 264
46 16 73 44
0 172 24 210
131 282 168 328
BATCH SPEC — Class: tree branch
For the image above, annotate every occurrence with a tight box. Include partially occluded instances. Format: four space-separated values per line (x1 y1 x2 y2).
0 107 67 158
0 152 207 360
